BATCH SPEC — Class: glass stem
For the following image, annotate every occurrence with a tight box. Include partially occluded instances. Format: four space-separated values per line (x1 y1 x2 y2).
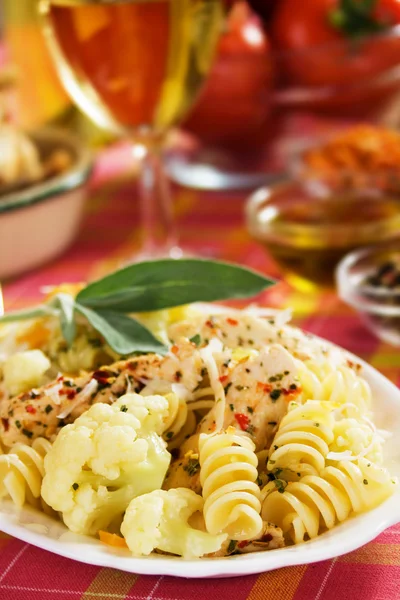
135 141 181 259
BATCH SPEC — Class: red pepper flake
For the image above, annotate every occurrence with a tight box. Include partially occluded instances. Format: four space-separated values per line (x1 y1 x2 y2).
257 382 272 394
92 370 114 385
219 375 229 383
57 375 64 382
235 413 250 431
226 318 238 326
171 345 179 355
174 370 183 382
26 405 36 415
1 418 9 432
67 390 77 400
238 540 248 549
281 386 302 400
205 319 216 329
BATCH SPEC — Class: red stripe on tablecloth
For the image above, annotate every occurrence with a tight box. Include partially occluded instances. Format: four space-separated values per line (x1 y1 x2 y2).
129 573 257 600
0 543 100 593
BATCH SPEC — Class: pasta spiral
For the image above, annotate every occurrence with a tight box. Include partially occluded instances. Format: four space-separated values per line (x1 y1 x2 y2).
267 401 335 480
163 393 197 450
261 458 396 544
296 360 371 415
0 437 53 512
199 429 263 540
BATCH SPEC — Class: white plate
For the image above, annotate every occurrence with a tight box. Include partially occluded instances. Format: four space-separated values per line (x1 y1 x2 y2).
1 340 400 578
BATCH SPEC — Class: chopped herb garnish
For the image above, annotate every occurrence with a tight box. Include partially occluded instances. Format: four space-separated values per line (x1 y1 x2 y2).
120 405 128 412
189 334 202 346
247 406 254 414
289 383 297 390
227 540 237 554
45 405 53 414
270 389 282 401
235 385 244 391
201 367 207 377
15 420 21 429
284 370 289 375
315 422 320 427
268 421 277 426
363 479 369 485
22 428 33 439
229 403 234 411
224 382 233 395
274 479 287 494
166 431 174 439
183 458 200 477
72 483 79 491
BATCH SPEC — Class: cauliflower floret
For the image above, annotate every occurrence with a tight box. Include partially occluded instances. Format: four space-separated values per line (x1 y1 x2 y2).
41 396 171 535
3 350 51 396
116 393 170 435
121 488 227 558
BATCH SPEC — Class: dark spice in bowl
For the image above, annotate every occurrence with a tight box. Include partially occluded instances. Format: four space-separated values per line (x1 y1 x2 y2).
337 244 400 346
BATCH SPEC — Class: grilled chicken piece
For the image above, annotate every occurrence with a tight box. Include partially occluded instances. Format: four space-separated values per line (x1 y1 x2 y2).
208 521 285 557
0 339 202 449
186 511 285 557
168 312 324 361
164 345 300 493
199 345 301 451
163 434 201 494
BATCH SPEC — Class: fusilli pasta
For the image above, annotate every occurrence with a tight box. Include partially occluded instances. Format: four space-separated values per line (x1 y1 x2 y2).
261 458 396 543
199 428 262 540
296 359 371 414
267 401 335 480
0 437 54 514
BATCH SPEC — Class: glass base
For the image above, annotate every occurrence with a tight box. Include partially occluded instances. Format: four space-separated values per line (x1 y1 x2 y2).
165 141 286 191
124 244 184 265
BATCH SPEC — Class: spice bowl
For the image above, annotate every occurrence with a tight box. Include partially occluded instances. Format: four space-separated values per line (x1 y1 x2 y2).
245 180 400 291
337 242 400 346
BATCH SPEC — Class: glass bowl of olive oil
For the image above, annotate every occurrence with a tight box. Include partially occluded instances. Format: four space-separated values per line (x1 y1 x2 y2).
246 182 400 291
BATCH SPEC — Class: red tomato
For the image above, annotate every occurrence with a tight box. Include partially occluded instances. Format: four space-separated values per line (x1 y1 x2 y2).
246 0 279 22
183 2 273 148
271 0 400 89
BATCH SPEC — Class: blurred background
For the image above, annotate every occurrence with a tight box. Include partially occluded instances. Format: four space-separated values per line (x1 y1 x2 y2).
4 0 400 347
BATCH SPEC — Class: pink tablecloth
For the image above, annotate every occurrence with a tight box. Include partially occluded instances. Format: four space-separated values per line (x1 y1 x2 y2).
2 146 400 599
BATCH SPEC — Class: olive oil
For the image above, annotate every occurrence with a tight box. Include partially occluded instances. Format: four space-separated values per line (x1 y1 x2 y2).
250 183 400 289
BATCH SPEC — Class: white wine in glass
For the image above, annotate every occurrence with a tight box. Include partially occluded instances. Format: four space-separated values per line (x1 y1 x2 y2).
39 0 224 258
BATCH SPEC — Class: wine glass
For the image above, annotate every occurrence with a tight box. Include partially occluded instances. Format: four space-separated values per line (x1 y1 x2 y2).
38 0 224 260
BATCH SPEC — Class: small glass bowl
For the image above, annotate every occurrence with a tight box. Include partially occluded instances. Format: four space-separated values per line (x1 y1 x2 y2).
246 181 400 291
337 242 400 346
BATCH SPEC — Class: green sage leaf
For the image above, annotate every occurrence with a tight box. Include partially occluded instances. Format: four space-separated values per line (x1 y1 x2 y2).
76 259 275 313
0 305 58 324
53 293 77 347
75 304 167 355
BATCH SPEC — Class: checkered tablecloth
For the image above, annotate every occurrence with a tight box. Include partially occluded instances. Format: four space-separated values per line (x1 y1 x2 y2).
2 145 400 599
